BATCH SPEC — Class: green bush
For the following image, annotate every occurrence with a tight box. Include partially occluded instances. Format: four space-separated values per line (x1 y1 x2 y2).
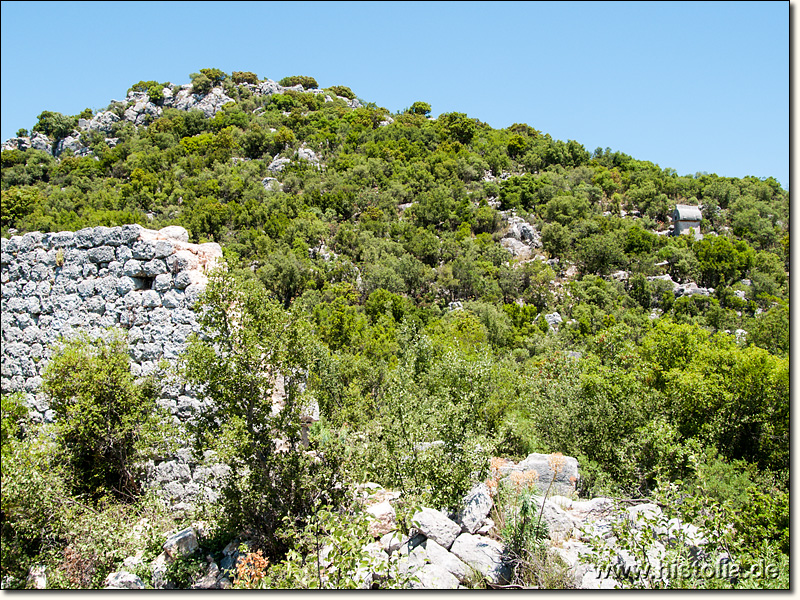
42 332 171 500
232 70 259 85
32 110 77 142
183 269 345 558
327 85 355 100
408 101 431 116
279 75 319 89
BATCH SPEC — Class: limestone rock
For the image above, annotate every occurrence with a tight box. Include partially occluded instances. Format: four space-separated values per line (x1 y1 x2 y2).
410 563 460 589
105 571 146 589
411 507 462 550
457 482 493 534
450 533 511 585
421 538 471 582
366 500 397 538
163 527 199 559
500 452 579 497
268 156 292 173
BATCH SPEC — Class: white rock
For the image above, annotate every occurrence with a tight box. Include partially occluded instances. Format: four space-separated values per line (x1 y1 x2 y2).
410 563 460 589
422 538 470 583
450 533 511 585
163 527 199 559
411 507 462 550
457 482 493 534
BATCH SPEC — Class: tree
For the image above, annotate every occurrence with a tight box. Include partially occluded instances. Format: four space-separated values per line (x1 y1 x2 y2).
437 112 477 145
694 235 754 288
408 101 431 116
1 186 41 229
541 222 571 258
328 85 356 100
279 75 319 89
576 232 624 276
232 71 259 85
189 72 212 95
42 332 166 500
32 110 77 142
199 67 228 85
183 269 342 557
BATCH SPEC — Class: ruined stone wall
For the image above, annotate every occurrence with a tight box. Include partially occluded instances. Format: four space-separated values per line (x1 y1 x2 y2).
1 224 225 504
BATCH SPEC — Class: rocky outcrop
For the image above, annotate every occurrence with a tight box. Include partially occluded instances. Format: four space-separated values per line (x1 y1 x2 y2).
1 77 363 159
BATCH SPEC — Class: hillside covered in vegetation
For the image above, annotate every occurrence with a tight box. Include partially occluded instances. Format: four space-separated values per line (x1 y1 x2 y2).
0 69 789 589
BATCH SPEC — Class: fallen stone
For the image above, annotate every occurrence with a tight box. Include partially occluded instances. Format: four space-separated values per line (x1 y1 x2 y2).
411 507 462 550
449 532 511 585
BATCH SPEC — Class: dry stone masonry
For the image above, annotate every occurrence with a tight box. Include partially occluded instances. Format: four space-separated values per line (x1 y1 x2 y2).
1 223 221 421
1 224 224 503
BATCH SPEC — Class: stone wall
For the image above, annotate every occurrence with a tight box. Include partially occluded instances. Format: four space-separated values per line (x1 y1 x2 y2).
1 224 224 503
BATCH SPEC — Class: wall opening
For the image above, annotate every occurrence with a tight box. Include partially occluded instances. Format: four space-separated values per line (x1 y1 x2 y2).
133 276 155 290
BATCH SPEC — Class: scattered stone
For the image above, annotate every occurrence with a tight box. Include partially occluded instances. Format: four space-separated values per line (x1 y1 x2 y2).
163 527 199 559
457 482 493 534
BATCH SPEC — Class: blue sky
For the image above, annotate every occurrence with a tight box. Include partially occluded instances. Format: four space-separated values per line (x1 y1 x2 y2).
1 1 789 189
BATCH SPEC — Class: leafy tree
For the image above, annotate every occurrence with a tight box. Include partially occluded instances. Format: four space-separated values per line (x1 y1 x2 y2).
32 110 77 142
1 186 41 229
694 235 754 288
541 221 571 258
576 232 624 276
42 332 168 500
199 67 228 85
189 72 212 95
436 112 477 145
184 269 343 557
232 70 259 85
408 101 431 116
327 85 356 100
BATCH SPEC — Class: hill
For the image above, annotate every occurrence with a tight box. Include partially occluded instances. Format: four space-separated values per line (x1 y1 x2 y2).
0 68 789 589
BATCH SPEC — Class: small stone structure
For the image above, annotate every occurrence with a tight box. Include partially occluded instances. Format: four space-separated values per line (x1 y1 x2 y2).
671 204 702 239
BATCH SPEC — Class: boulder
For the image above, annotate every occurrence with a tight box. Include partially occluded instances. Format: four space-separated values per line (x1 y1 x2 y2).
411 507 462 550
500 237 532 259
268 156 291 173
410 563 460 589
104 571 146 589
158 225 190 243
457 482 493 534
163 527 199 559
449 533 511 585
500 452 579 497
366 500 397 538
421 538 470 582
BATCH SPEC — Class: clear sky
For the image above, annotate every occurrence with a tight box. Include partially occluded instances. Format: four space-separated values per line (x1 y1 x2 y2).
0 0 789 189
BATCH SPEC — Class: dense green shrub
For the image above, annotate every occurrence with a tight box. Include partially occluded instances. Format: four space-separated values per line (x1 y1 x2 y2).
279 75 319 89
326 85 355 100
232 70 259 85
32 110 77 142
42 332 172 500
